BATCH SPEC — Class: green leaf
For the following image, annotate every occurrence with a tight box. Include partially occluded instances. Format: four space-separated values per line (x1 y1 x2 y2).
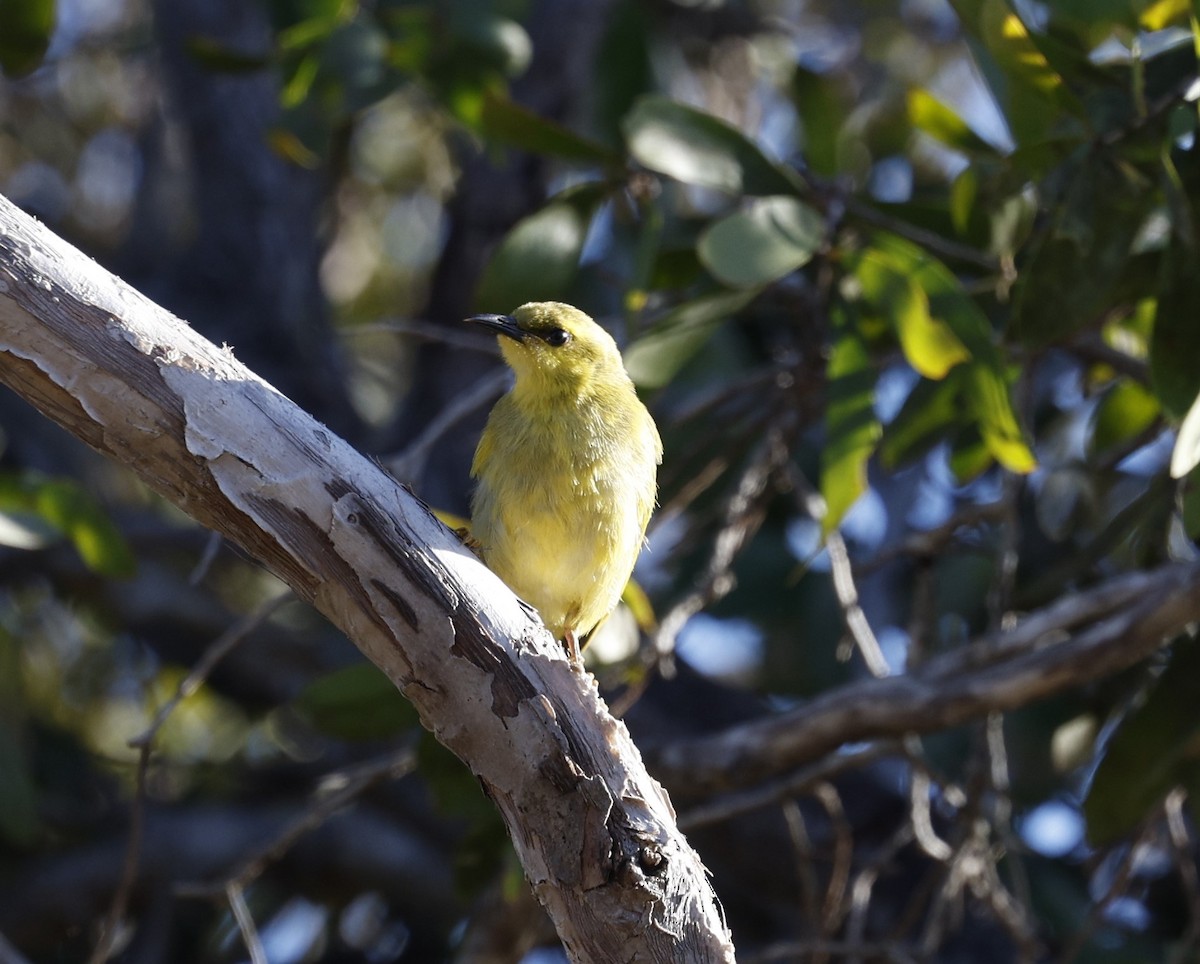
791 66 847 176
0 473 135 577
1013 152 1151 347
0 723 38 846
853 233 1034 473
849 243 972 380
473 186 603 311
1182 471 1200 540
481 90 619 164
907 89 996 155
448 13 531 79
947 427 994 482
1085 638 1200 845
293 663 418 740
623 96 799 195
1151 235 1200 424
880 372 964 469
623 290 759 389
0 0 55 76
268 0 350 33
821 308 881 532
963 360 1037 474
593 0 654 147
950 167 979 236
698 196 824 288
948 0 1084 145
185 37 272 72
1092 380 1160 457
1171 388 1200 478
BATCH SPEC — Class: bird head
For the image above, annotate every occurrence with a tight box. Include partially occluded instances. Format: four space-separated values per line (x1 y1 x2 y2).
467 302 626 395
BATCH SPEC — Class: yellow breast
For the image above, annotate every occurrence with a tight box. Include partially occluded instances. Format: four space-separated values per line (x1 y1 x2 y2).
470 390 660 641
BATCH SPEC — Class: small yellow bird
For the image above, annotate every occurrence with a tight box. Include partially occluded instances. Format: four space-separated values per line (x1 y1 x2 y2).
468 302 662 660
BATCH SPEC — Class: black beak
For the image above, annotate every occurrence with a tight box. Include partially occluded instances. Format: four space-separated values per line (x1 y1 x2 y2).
466 313 527 343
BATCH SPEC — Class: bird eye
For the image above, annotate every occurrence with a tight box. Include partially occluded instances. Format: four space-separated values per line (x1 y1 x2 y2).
542 328 571 347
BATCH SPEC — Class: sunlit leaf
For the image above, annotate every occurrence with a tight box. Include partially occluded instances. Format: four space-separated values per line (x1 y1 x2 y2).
1171 388 1200 478
907 89 996 155
951 167 979 236
0 473 135 577
620 578 657 633
1139 0 1192 30
474 186 603 311
1092 380 1160 456
963 361 1037 473
623 96 799 195
821 307 881 532
849 243 972 380
623 290 759 388
293 663 418 741
948 0 1084 144
698 196 823 288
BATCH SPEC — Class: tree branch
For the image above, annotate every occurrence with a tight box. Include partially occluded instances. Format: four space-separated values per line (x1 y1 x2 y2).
0 194 733 963
653 563 1200 796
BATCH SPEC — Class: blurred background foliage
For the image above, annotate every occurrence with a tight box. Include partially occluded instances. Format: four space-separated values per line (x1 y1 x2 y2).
3 0 1200 960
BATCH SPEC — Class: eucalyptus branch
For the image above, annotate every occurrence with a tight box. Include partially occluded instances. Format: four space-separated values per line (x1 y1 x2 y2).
0 193 732 964
654 562 1200 797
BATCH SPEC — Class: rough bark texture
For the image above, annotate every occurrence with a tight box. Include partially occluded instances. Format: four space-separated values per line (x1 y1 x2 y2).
0 194 735 963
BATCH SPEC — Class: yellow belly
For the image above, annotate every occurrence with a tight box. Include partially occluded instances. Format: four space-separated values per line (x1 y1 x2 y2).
470 396 657 640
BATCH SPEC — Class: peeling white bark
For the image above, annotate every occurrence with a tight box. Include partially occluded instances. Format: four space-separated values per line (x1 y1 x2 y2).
0 194 735 963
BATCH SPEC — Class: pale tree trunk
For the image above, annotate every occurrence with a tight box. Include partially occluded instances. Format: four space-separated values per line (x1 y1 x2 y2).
0 193 736 964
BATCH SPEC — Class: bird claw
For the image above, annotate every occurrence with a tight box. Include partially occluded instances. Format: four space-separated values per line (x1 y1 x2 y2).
563 630 584 671
455 526 484 558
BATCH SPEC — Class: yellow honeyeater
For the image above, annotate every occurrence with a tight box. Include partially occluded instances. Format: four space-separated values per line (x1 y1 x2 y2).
468 302 662 657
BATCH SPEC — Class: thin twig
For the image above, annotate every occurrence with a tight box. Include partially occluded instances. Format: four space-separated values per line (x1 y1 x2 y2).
385 369 510 484
653 562 1200 795
347 317 501 355
788 466 889 677
188 530 223 586
226 882 268 964
856 501 1007 576
1060 809 1165 963
679 743 900 829
908 762 952 862
1165 789 1200 962
177 746 417 898
650 432 786 663
843 825 916 956
815 783 855 940
780 800 823 935
89 595 289 964
88 743 150 964
130 593 292 750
